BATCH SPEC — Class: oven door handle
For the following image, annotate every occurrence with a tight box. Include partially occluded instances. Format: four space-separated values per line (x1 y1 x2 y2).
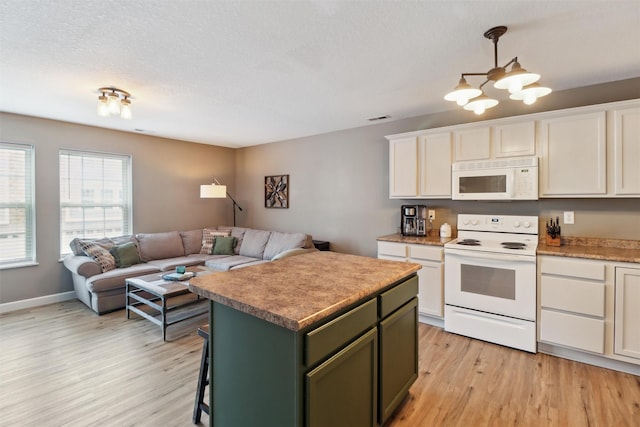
444 248 535 263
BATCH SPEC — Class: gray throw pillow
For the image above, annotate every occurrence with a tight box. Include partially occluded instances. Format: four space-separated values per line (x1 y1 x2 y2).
239 230 271 259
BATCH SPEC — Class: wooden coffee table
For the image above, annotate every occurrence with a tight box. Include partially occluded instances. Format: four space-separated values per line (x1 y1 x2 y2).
126 266 213 340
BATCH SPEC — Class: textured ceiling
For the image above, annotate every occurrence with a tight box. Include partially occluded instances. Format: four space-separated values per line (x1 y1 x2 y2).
1 0 639 148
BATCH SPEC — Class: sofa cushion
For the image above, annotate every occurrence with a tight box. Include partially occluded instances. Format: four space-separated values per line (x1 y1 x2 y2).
263 232 308 260
213 236 236 255
79 241 116 273
200 229 230 254
146 256 206 272
70 237 112 256
109 242 141 268
205 255 262 272
137 231 184 261
180 229 203 255
239 230 271 259
86 264 161 293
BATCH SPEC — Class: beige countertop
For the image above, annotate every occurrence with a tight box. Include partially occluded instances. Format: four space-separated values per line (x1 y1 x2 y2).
537 236 640 263
188 251 421 331
376 233 452 246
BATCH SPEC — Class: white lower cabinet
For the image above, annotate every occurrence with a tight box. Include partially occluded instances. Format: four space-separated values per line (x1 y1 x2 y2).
377 241 444 320
539 256 640 371
614 267 640 360
539 256 606 354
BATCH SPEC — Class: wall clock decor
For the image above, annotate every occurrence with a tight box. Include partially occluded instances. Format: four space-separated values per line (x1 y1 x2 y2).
265 174 289 208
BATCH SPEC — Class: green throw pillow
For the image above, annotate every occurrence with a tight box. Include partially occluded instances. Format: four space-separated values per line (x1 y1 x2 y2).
109 242 141 268
213 236 236 255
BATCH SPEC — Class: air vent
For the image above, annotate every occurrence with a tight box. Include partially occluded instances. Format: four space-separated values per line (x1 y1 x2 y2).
367 115 391 122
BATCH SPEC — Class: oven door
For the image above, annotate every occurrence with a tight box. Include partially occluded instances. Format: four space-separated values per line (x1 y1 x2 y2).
444 248 536 321
452 167 514 200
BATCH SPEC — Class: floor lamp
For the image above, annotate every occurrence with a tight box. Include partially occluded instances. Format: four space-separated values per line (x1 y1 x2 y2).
200 178 243 226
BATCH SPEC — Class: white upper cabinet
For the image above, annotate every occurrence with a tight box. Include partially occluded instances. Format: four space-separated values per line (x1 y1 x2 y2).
612 105 640 196
389 136 418 197
453 121 536 161
419 132 452 198
539 111 607 196
493 121 536 158
454 127 490 161
388 131 452 199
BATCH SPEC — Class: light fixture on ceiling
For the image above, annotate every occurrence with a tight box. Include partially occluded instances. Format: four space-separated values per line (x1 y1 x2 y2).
200 177 244 226
97 87 133 120
444 26 551 114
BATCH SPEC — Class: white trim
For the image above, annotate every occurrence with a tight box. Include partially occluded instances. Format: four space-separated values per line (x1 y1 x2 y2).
419 313 444 328
0 291 76 314
538 342 640 376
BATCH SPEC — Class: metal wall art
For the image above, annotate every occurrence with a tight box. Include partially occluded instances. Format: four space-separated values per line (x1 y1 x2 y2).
265 174 289 208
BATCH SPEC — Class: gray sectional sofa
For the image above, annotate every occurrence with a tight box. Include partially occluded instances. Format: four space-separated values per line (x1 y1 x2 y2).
63 226 316 314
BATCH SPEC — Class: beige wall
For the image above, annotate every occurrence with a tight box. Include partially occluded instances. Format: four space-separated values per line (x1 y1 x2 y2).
1 78 639 306
236 78 640 257
0 114 235 304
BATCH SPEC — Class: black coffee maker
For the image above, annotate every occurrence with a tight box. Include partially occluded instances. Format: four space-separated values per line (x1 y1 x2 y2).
401 205 428 236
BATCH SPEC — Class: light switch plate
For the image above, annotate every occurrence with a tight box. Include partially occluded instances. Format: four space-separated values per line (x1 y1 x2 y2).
563 211 574 224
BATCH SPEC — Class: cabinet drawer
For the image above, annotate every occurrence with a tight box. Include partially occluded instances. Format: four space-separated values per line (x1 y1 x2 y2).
379 275 419 319
305 298 377 367
377 242 407 258
408 244 442 262
540 257 605 280
540 309 604 354
541 276 605 317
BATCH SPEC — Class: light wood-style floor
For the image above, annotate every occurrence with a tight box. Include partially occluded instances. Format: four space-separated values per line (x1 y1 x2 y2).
1 300 638 426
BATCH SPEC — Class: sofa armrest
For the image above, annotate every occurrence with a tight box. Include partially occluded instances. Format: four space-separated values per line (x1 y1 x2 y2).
271 247 318 261
63 254 102 278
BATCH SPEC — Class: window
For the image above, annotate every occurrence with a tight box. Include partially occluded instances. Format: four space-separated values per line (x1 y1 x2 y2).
59 150 132 256
0 142 35 268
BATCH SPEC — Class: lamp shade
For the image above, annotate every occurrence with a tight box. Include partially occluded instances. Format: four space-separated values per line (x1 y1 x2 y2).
463 93 499 115
200 183 227 198
509 82 552 105
444 77 482 106
493 62 540 94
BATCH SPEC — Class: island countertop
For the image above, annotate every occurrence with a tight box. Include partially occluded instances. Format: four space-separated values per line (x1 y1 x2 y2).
188 251 421 331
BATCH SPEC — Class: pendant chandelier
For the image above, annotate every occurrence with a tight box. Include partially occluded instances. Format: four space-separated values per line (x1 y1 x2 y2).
97 87 133 120
444 26 551 115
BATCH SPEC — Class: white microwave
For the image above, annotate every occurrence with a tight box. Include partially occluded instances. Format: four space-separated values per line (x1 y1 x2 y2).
452 157 538 200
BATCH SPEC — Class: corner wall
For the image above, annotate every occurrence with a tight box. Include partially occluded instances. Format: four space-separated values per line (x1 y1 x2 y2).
0 113 236 306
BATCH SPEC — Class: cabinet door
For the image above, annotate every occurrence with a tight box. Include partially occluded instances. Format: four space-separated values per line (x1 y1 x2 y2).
612 106 640 195
418 132 452 198
540 111 607 196
493 121 536 158
306 327 378 427
454 127 491 161
379 298 418 425
412 258 443 317
615 267 640 360
389 137 418 198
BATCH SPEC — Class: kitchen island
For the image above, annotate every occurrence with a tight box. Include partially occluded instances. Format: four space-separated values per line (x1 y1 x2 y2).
189 251 421 427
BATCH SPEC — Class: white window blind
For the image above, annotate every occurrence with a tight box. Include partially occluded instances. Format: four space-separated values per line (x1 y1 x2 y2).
0 142 35 268
59 150 132 256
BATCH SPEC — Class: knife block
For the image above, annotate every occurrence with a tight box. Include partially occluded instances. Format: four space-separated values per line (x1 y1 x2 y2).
546 235 561 247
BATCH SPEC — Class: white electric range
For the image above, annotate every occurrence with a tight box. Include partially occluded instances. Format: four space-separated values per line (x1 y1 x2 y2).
444 214 539 352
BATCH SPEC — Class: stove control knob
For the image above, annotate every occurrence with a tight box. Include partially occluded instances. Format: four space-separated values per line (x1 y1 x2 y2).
513 221 521 228
471 220 478 225
463 219 470 225
523 221 532 228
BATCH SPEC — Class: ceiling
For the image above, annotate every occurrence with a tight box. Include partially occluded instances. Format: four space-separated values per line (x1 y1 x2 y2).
1 1 639 148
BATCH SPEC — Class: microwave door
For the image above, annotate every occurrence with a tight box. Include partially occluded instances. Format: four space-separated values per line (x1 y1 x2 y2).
453 169 514 200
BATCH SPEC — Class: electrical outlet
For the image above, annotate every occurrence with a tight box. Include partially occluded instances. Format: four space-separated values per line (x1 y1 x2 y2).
428 210 435 220
563 211 574 224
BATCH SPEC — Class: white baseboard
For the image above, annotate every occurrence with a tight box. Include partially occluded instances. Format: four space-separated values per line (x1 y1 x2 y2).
419 313 444 328
0 291 77 314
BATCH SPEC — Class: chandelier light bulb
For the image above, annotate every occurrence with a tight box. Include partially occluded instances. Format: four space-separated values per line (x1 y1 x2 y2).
463 92 499 115
120 97 132 120
444 77 482 107
509 82 552 106
107 91 121 115
97 93 109 117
